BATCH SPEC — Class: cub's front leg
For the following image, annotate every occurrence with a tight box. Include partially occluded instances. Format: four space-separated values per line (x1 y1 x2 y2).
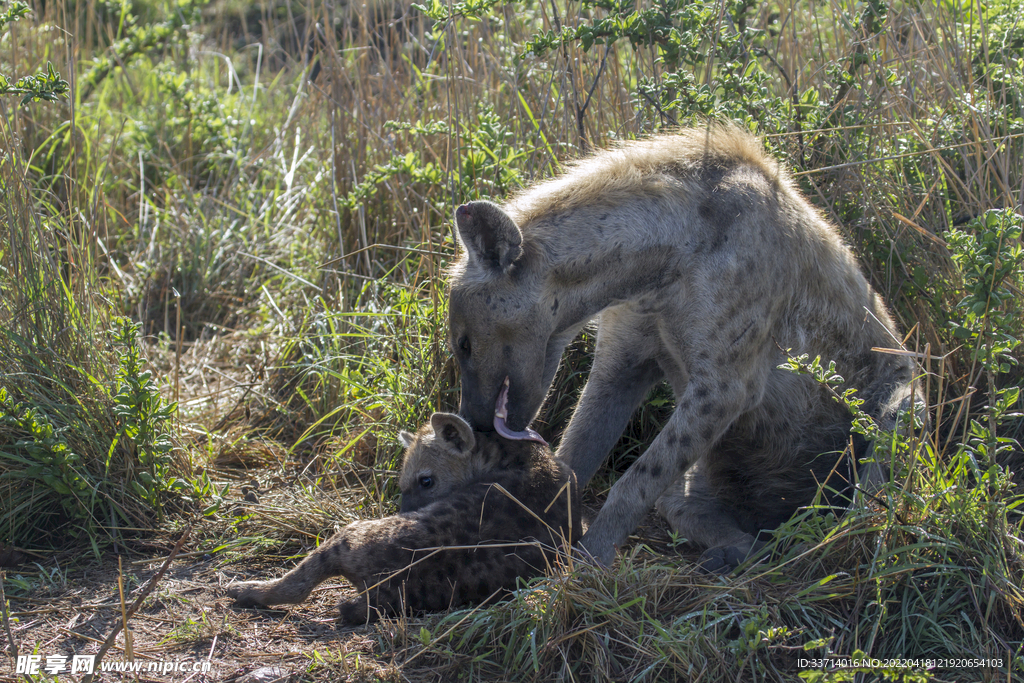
226 527 360 608
228 516 422 622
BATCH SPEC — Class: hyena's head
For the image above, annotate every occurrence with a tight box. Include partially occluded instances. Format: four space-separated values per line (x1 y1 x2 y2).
397 412 484 513
448 200 563 434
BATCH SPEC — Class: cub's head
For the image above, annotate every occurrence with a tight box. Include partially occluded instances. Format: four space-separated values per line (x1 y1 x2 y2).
397 412 481 513
449 200 563 434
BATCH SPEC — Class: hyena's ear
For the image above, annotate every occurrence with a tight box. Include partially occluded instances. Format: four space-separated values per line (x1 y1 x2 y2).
430 412 476 454
454 200 523 272
397 430 415 448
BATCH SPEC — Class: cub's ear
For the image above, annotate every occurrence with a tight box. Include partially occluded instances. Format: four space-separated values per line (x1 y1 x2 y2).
397 430 416 448
454 200 523 272
429 412 476 454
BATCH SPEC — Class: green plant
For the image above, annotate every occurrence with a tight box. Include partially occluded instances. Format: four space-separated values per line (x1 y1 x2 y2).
0 387 96 539
79 0 208 100
0 1 69 103
108 316 179 516
945 209 1024 441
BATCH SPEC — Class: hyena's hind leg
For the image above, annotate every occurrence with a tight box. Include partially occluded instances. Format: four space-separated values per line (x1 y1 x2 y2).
227 532 353 608
655 461 764 574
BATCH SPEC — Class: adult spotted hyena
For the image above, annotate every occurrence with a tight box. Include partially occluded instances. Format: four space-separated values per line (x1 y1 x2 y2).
227 413 580 623
448 124 917 571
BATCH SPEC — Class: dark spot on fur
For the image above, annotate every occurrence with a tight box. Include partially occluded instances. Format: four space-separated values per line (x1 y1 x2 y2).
701 425 715 441
636 463 648 475
700 402 715 416
486 295 491 304
731 321 755 347
695 386 710 399
667 433 678 447
650 465 663 478
679 434 692 449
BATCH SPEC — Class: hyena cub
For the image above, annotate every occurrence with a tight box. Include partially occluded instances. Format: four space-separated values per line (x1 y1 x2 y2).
227 412 580 624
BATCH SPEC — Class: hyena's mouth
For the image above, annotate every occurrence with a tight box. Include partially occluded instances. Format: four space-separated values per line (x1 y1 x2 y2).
494 377 548 446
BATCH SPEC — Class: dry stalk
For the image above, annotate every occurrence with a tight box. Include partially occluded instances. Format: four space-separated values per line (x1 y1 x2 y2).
116 556 134 661
82 523 193 683
0 571 23 679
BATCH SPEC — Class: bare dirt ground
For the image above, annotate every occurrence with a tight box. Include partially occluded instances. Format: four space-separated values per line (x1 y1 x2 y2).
3 548 366 682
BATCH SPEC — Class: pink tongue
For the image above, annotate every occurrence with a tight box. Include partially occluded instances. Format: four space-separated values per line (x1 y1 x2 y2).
494 378 548 446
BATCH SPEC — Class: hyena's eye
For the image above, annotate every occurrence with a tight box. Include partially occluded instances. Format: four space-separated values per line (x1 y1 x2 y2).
418 475 433 489
457 335 471 356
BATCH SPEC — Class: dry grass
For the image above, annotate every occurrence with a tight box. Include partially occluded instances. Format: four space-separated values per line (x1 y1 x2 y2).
1 0 1023 679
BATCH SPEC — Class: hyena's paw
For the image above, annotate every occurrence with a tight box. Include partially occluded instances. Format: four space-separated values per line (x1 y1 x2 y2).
697 539 768 574
226 580 288 608
576 530 617 567
337 596 376 626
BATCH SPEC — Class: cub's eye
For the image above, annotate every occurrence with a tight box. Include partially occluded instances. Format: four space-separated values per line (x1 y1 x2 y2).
457 336 471 356
418 475 433 489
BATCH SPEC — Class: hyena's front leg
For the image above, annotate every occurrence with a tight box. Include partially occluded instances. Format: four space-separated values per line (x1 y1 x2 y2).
227 530 356 607
579 364 758 565
558 313 665 486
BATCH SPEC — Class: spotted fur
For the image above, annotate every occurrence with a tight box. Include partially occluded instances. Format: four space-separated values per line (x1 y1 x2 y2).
447 124 918 570
227 413 580 623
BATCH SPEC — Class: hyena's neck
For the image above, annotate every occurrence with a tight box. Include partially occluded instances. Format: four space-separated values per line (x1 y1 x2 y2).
537 235 683 332
473 433 531 471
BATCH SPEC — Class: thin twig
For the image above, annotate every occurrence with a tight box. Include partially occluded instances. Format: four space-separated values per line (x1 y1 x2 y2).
82 524 193 683
0 571 27 683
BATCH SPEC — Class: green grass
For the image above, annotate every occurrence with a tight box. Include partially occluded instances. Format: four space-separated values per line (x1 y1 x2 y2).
1 0 1023 678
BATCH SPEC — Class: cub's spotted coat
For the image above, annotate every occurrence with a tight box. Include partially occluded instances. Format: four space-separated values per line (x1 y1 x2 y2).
227 413 580 623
